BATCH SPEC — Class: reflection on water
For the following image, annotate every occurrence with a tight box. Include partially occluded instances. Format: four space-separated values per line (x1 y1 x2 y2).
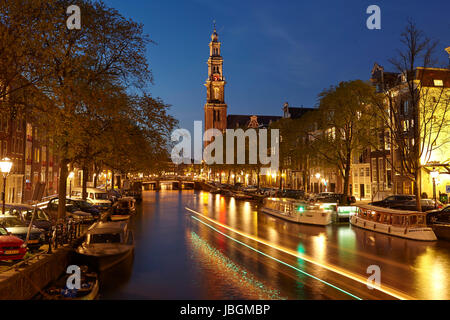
100 190 450 300
98 252 134 293
188 231 285 300
414 247 449 300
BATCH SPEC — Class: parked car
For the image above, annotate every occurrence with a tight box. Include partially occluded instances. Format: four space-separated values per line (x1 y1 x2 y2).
315 192 335 199
107 189 122 203
369 195 415 208
0 215 45 250
40 197 94 223
385 198 442 212
0 225 27 261
314 193 355 205
71 187 112 211
426 205 450 224
280 189 305 200
5 203 52 232
66 199 101 219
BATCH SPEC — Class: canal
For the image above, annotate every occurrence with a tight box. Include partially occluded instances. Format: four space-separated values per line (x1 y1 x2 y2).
99 190 450 300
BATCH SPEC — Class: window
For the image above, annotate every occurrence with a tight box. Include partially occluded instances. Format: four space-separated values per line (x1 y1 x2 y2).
372 158 377 182
385 131 391 150
89 233 121 244
401 100 409 115
433 79 443 86
378 159 385 182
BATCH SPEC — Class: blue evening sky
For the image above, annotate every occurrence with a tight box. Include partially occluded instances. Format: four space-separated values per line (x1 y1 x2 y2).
103 0 449 132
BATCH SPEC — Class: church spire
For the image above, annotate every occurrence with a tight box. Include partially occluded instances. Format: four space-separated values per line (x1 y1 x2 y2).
211 20 219 42
204 22 227 143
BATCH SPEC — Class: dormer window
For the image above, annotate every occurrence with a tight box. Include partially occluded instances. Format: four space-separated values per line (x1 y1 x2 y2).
433 79 443 86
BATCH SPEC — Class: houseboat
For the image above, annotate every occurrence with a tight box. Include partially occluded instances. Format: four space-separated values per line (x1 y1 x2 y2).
261 198 332 226
76 221 134 271
350 204 437 241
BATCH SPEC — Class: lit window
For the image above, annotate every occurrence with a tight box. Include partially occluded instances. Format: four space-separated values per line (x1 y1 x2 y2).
433 79 443 86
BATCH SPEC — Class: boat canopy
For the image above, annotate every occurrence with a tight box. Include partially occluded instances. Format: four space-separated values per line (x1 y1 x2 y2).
357 204 427 227
357 204 421 215
87 221 128 235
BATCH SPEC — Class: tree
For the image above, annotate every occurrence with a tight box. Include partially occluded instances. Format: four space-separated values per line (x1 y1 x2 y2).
98 93 177 180
371 20 450 210
28 0 153 218
0 0 55 141
312 80 380 202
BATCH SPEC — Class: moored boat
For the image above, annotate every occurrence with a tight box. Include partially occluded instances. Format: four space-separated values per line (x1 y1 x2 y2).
261 198 332 225
351 204 437 241
431 222 450 241
209 188 221 194
76 221 134 271
232 191 254 201
109 197 136 221
41 265 99 300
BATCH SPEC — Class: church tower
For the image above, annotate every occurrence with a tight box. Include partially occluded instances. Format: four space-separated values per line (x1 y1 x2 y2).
204 24 227 143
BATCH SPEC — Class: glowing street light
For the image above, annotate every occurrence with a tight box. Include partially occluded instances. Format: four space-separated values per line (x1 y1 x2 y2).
315 173 321 179
430 169 439 179
68 171 75 196
0 158 13 215
431 169 439 208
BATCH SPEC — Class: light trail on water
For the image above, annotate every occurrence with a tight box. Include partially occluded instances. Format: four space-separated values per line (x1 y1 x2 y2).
186 206 415 300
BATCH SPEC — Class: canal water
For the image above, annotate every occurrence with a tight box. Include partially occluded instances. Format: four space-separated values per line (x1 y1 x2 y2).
99 190 450 300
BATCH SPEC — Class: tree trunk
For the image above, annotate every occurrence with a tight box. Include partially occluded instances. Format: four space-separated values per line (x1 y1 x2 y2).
82 165 88 200
111 170 115 190
94 173 98 188
414 168 422 211
279 169 283 190
58 158 69 220
257 170 260 189
342 152 352 205
303 170 308 192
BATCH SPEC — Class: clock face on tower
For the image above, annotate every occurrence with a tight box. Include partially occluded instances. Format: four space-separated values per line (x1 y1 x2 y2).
213 87 220 100
213 75 220 81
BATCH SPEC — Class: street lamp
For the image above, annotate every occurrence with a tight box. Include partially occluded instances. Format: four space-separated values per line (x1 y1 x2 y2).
431 169 439 208
0 158 13 215
68 171 75 196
